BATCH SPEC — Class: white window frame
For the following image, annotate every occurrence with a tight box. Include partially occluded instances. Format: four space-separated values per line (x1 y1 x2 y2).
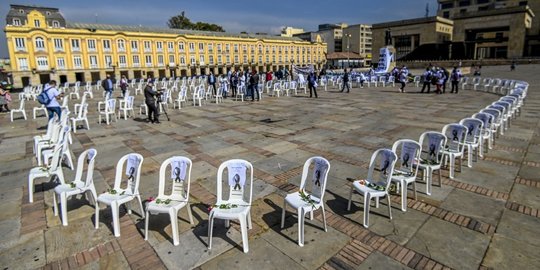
131 40 138 52
167 42 174 52
17 58 29 71
133 55 140 67
198 42 204 52
144 41 151 52
168 55 175 65
71 39 80 51
180 56 185 65
156 41 163 52
35 37 45 51
199 55 205 65
53 38 64 51
178 42 185 52
104 55 112 68
190 55 196 65
102 39 111 51
145 55 153 67
189 42 195 52
36 56 48 70
73 56 83 69
56 57 66 70
119 55 127 67
87 39 96 52
157 55 164 67
34 19 40 27
14 37 26 51
117 39 126 52
89 55 98 68
12 18 21 26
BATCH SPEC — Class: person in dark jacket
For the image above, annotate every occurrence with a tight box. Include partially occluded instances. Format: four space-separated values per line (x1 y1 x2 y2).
250 70 260 101
144 81 160 124
208 72 217 95
308 72 318 98
340 68 350 93
102 74 113 99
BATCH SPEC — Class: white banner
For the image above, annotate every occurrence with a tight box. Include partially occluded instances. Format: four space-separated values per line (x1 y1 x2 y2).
374 47 394 74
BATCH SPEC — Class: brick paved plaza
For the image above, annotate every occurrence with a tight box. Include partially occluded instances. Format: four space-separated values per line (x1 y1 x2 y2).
1 65 539 270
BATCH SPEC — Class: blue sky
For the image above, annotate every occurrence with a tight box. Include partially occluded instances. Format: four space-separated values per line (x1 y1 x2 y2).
1 0 438 57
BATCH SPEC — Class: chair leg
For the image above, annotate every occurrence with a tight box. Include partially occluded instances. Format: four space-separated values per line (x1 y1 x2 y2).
144 210 150 242
413 181 418 200
61 193 69 226
281 200 287 229
28 175 35 203
136 195 145 218
400 180 407 212
321 204 327 232
239 214 249 253
53 192 59 216
247 211 252 230
347 185 354 211
207 213 215 250
449 156 455 179
468 145 473 168
111 202 121 237
95 201 100 229
363 193 371 228
297 208 304 247
186 203 194 225
170 209 180 246
387 195 393 220
426 168 432 196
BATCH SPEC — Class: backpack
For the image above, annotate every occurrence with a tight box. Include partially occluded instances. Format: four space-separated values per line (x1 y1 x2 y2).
37 87 52 105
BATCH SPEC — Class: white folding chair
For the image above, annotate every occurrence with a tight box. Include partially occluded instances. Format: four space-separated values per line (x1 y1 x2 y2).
118 96 135 120
96 153 145 237
10 99 27 121
473 112 494 155
28 137 66 203
347 148 398 228
459 118 483 168
52 149 98 226
174 87 188 109
32 104 48 119
281 157 330 246
208 159 253 253
390 140 421 212
98 99 117 125
71 104 90 133
145 156 194 246
441 124 468 179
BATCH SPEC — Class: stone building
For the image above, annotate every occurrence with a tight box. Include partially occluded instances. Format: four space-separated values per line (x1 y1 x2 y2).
4 5 326 88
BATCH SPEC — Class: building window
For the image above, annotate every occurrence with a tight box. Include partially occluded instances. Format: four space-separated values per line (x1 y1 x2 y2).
18 9 24 14
234 55 239 63
156 41 163 52
178 42 185 52
198 43 204 52
117 39 126 52
52 20 60 27
87 39 96 51
56 57 65 69
225 44 230 53
133 55 140 67
89 55 98 68
167 42 174 52
441 3 454 9
243 55 248 63
35 37 45 51
104 55 112 67
12 18 21 26
208 43 213 53
226 55 230 64
145 55 153 67
169 55 175 64
131 40 138 52
190 55 196 65
199 55 205 65
209 55 214 65
14 37 25 51
478 5 489 11
119 55 127 67
73 56 83 68
157 55 164 66
459 0 470 7
217 44 222 52
144 41 151 52
53 38 63 51
34 20 40 27
189 42 195 52
258 56 262 64
180 56 185 65
234 44 239 53
103 40 111 51
17 58 29 71
71 39 80 51
519 1 528 6
36 56 48 70
443 11 450 18
217 55 222 64
476 0 489 4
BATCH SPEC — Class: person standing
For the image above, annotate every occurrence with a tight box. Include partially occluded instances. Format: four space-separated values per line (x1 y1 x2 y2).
359 72 366 88
435 68 445 94
44 80 63 121
510 61 516 71
341 68 350 93
398 66 408 93
450 67 461 94
266 70 273 82
230 71 238 98
144 81 160 124
441 67 449 93
208 72 217 95
0 84 11 112
308 72 318 98
420 67 432 93
101 74 113 99
120 75 128 97
250 70 260 101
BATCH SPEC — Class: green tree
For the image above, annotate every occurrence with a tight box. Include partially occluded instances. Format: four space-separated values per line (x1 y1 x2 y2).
167 12 225 32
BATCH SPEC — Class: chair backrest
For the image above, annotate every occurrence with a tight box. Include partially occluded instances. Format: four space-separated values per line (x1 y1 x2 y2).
366 148 398 190
482 108 501 123
473 112 493 131
216 159 254 204
494 101 510 113
391 139 421 178
106 99 116 112
459 118 483 144
73 148 97 188
419 131 447 164
158 156 192 199
126 96 135 108
113 153 144 195
50 125 71 172
18 98 25 110
298 156 330 201
442 123 468 153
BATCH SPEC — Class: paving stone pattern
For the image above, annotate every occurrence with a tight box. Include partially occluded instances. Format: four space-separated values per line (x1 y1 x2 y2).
1 65 539 269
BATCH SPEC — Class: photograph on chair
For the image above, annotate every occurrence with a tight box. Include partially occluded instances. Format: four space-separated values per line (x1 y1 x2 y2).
228 163 247 191
126 155 140 179
401 142 417 171
171 159 187 182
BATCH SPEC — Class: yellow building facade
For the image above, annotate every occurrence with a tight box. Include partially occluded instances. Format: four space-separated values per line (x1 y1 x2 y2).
4 5 326 88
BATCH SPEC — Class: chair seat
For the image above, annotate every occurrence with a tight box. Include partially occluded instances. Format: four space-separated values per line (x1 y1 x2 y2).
284 192 321 212
97 192 134 205
54 182 85 194
443 149 463 156
147 196 188 214
352 181 387 197
211 200 250 219
30 166 51 176
391 171 416 184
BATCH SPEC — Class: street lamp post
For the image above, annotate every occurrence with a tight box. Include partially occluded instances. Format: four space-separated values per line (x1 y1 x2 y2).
345 34 352 69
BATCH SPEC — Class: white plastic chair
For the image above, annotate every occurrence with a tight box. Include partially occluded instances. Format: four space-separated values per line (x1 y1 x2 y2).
98 99 117 125
459 118 483 168
281 157 330 246
10 99 27 121
390 140 421 212
208 159 253 253
36 124 65 166
481 108 502 136
73 92 88 115
441 124 468 179
32 105 48 119
193 86 206 106
28 138 66 203
42 126 74 170
347 148 398 228
71 103 90 133
118 96 135 120
34 117 58 154
272 83 282 97
236 85 245 101
415 132 447 195
52 149 98 226
145 156 194 246
473 112 494 154
95 153 145 237
214 85 224 104
173 87 188 109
